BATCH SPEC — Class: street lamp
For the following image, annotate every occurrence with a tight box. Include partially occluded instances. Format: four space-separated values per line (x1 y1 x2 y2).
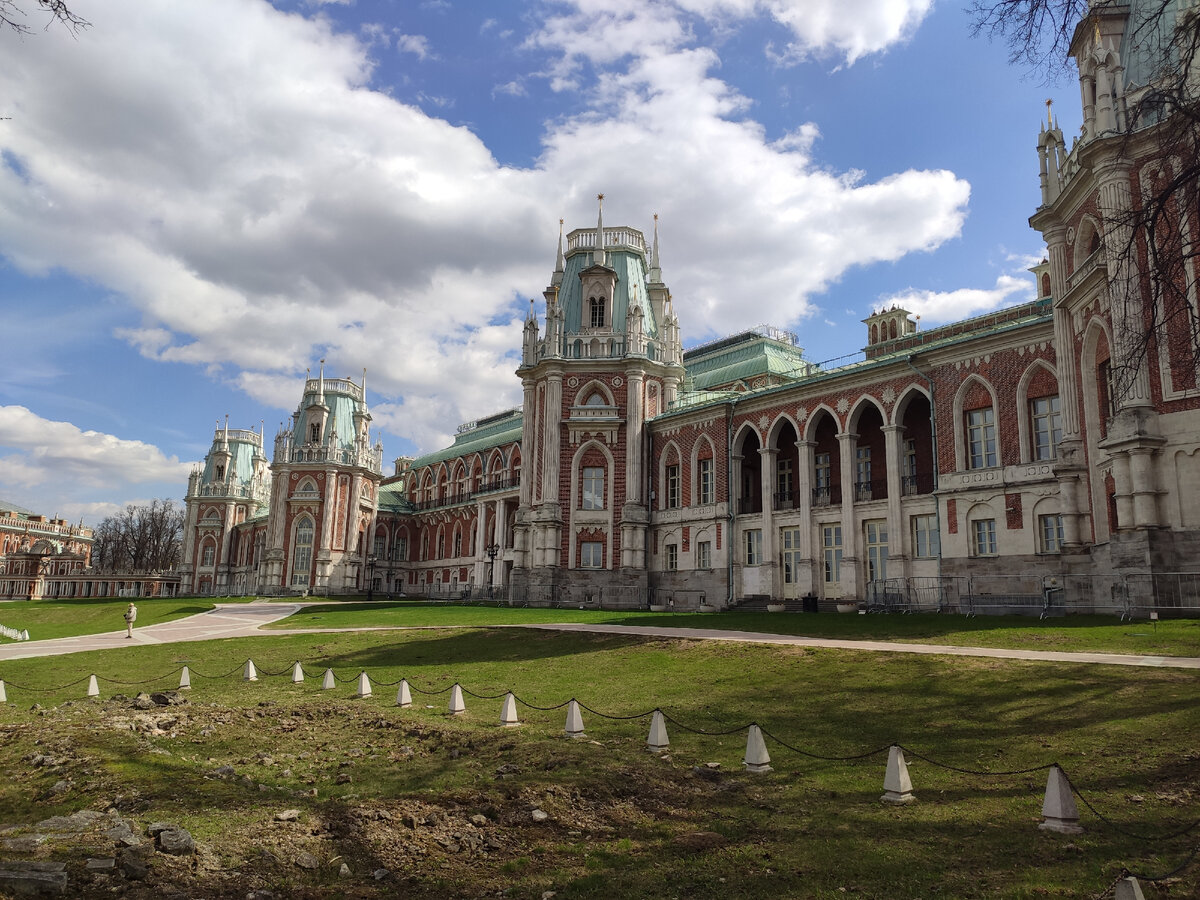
485 543 499 600
366 557 377 601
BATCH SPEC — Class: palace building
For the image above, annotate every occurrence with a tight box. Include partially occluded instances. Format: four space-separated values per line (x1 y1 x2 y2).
180 0 1200 615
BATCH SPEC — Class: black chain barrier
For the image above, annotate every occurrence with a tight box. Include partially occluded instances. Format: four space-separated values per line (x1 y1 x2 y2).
460 686 511 701
98 668 185 686
661 711 751 738
512 693 572 712
188 664 248 680
1131 843 1200 883
575 700 652 721
0 674 93 693
759 726 892 762
1065 770 1200 842
897 745 1056 778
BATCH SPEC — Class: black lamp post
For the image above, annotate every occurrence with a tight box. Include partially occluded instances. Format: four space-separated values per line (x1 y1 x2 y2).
366 557 376 601
485 543 499 600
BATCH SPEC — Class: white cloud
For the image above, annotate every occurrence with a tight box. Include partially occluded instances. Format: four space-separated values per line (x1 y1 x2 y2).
0 0 967 461
396 33 433 59
0 406 195 492
878 272 1037 325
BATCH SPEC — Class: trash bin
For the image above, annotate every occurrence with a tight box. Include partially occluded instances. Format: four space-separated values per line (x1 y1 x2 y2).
802 593 819 614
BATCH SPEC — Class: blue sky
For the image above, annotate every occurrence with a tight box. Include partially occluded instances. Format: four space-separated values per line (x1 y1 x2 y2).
0 0 1082 525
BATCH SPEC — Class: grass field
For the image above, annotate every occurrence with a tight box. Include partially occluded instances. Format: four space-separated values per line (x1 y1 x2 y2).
0 624 1197 898
0 597 219 641
272 600 1200 657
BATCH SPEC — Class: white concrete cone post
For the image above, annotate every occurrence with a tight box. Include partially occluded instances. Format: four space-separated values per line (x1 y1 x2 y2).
19 630 28 641
354 671 372 699
448 683 466 716
396 679 413 708
1039 765 1083 833
291 662 304 684
87 674 99 697
322 668 336 690
243 659 258 682
743 724 772 773
647 710 670 752
500 692 520 727
0 680 7 703
881 745 915 803
1114 877 1146 900
564 699 586 738
178 666 191 690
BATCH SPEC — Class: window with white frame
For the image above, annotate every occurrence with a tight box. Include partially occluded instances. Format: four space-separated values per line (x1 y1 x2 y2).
291 518 314 585
776 457 793 499
815 452 832 490
373 534 386 559
821 524 842 583
698 458 714 505
744 529 763 565
589 297 606 328
582 466 605 510
200 543 215 567
972 518 998 556
665 543 678 570
665 464 680 508
1031 396 1062 461
967 408 997 468
911 514 940 558
580 541 603 568
1039 514 1064 553
394 537 408 561
696 540 711 569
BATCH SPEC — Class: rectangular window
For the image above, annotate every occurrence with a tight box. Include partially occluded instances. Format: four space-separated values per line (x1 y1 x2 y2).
814 452 831 489
580 541 603 568
864 519 888 582
821 524 842 584
696 540 711 570
201 545 214 567
373 535 386 559
453 532 462 557
589 298 605 328
698 458 714 505
967 408 998 469
903 439 917 478
744 529 762 566
911 514 940 558
665 464 680 508
855 446 872 483
665 543 678 570
1039 514 1064 553
972 518 998 557
776 457 793 499
582 466 604 510
394 537 408 561
1031 396 1062 461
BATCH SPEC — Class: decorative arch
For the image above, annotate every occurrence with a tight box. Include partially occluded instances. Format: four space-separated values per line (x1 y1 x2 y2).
293 476 318 497
847 395 887 434
288 515 315 586
953 374 1000 471
576 378 615 407
890 385 931 427
802 404 841 443
1073 215 1103 270
1016 359 1061 463
691 434 718 506
658 439 683 509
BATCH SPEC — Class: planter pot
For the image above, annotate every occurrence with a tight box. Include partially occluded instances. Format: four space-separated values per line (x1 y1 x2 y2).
697 605 717 613
648 604 668 612
836 602 859 614
766 604 786 613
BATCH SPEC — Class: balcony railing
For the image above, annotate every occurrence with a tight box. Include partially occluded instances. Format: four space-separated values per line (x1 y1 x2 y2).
902 471 935 496
410 476 521 512
738 496 763 515
854 479 888 502
773 489 796 510
812 484 841 507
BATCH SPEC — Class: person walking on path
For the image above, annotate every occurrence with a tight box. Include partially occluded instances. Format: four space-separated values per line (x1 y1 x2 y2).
123 602 137 638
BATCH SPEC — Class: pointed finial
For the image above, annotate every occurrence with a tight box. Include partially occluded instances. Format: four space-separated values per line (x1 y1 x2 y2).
595 193 606 267
1046 98 1053 127
650 212 661 279
555 218 564 272
362 367 367 397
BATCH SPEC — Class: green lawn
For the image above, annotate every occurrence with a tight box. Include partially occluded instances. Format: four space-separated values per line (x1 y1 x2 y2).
0 627 1196 898
0 597 216 641
272 601 1200 656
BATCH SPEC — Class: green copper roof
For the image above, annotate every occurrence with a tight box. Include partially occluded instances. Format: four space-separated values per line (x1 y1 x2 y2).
558 241 658 338
378 480 414 512
684 330 814 390
291 385 365 451
408 409 523 471
203 436 261 487
0 499 37 518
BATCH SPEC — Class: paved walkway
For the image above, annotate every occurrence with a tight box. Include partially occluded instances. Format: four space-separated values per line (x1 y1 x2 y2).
1 604 1198 670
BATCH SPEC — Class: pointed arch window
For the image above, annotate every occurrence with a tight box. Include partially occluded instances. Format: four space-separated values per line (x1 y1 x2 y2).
589 297 606 328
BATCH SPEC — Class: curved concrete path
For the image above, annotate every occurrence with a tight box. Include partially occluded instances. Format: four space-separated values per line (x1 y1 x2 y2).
1 603 1198 670
0 602 301 661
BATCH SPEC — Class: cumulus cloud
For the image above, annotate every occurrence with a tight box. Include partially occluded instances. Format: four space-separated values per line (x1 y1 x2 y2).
0 406 195 494
0 0 966 466
878 272 1037 325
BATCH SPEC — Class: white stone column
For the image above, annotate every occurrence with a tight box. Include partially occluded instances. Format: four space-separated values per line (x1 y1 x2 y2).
1111 451 1134 531
795 440 816 593
836 432 859 600
520 379 536 508
882 425 906 566
758 446 778 574
625 371 645 504
1128 447 1160 527
542 374 562 507
493 499 508 587
1046 226 1082 440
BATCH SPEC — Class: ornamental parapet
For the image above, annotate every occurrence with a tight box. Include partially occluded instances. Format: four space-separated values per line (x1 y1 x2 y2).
274 443 382 473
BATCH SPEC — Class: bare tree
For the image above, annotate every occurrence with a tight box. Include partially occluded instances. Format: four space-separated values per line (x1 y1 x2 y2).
92 499 184 573
0 0 88 35
975 1 1200 399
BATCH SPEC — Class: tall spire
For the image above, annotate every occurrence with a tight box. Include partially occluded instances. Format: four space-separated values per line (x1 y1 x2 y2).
595 193 606 268
553 218 564 285
650 212 661 282
361 367 367 400
317 358 326 404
